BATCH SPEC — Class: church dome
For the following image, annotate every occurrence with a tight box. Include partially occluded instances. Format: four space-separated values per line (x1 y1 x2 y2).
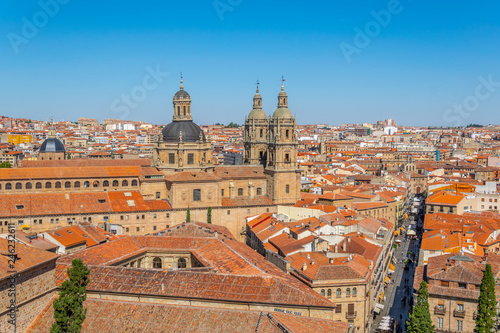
273 107 293 119
174 89 190 100
248 108 267 120
162 121 205 142
40 138 65 153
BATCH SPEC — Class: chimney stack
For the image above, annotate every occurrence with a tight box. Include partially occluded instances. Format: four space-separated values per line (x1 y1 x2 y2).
302 262 307 271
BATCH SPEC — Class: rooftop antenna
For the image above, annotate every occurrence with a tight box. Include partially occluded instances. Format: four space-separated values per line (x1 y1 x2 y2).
180 72 183 90
256 79 259 93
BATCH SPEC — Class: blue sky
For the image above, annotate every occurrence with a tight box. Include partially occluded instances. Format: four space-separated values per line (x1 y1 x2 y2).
1 1 499 126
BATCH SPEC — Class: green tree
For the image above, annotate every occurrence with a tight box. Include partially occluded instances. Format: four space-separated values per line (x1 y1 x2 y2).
207 206 212 224
67 153 71 160
475 264 497 333
407 281 434 333
186 206 191 222
0 162 11 168
51 259 90 333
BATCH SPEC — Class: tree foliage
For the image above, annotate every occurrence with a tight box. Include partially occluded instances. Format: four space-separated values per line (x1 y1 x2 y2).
186 206 191 222
207 206 212 224
406 281 434 333
475 264 497 333
0 162 11 168
51 259 90 333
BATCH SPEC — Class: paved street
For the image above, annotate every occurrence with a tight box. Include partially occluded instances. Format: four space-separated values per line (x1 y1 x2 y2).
371 217 422 332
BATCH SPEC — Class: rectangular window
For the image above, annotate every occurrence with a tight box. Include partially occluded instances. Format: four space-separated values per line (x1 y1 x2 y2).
458 283 466 289
153 226 157 231
18 220 23 226
193 189 201 201
120 215 124 220
221 189 224 197
156 192 160 199
153 214 157 219
437 317 443 329
238 188 243 196
335 304 342 313
286 184 290 194
166 213 170 218
15 205 24 210
457 304 464 311
142 215 145 219
441 281 449 287
457 320 463 331
136 227 139 232
257 188 262 195
227 210 230 215
169 153 175 164
188 153 194 165
126 227 129 232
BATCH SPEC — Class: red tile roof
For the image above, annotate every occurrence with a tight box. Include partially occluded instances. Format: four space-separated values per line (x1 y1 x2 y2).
27 298 350 333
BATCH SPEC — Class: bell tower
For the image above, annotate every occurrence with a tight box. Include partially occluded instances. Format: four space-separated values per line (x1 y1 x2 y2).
265 78 300 205
244 81 269 166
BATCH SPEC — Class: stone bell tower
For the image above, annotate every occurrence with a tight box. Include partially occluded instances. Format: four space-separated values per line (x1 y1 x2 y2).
244 82 269 166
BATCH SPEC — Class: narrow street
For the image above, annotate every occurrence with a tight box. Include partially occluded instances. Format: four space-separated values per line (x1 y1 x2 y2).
370 202 424 333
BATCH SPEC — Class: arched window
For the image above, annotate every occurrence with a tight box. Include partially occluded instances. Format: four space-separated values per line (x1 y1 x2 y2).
103 180 109 187
26 182 32 189
336 288 341 297
183 106 186 115
122 180 128 187
55 182 61 189
65 181 71 188
74 181 81 188
36 182 42 189
15 182 22 190
112 180 118 187
320 289 325 297
131 180 138 186
178 258 187 269
352 288 357 296
152 257 162 269
5 183 12 190
93 180 99 188
327 289 332 297
45 182 52 189
83 181 89 188
346 288 351 297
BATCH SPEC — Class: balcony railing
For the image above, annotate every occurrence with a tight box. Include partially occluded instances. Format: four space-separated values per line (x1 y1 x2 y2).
434 306 446 315
453 309 466 318
346 311 357 319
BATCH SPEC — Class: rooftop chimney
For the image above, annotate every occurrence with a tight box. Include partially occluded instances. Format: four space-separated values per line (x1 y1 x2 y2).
302 262 307 271
348 236 351 243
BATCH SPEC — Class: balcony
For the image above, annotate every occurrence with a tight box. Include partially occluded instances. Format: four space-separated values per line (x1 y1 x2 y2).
434 306 446 315
346 311 357 319
453 309 466 318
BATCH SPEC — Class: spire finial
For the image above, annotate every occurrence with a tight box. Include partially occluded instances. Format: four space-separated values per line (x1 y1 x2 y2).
256 79 259 93
281 76 285 91
180 72 183 90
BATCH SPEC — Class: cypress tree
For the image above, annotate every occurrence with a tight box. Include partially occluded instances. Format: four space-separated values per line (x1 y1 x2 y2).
51 258 90 333
186 206 191 222
406 280 434 333
207 206 212 224
475 264 497 333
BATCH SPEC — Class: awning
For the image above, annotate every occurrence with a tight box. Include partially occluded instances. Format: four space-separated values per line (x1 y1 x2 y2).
374 306 381 314
384 276 390 284
388 263 395 274
379 292 384 300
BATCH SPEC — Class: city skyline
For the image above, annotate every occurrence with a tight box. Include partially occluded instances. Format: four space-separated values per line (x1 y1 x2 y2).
1 1 500 126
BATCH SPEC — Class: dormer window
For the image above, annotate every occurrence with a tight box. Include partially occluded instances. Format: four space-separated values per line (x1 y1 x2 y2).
15 205 24 210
